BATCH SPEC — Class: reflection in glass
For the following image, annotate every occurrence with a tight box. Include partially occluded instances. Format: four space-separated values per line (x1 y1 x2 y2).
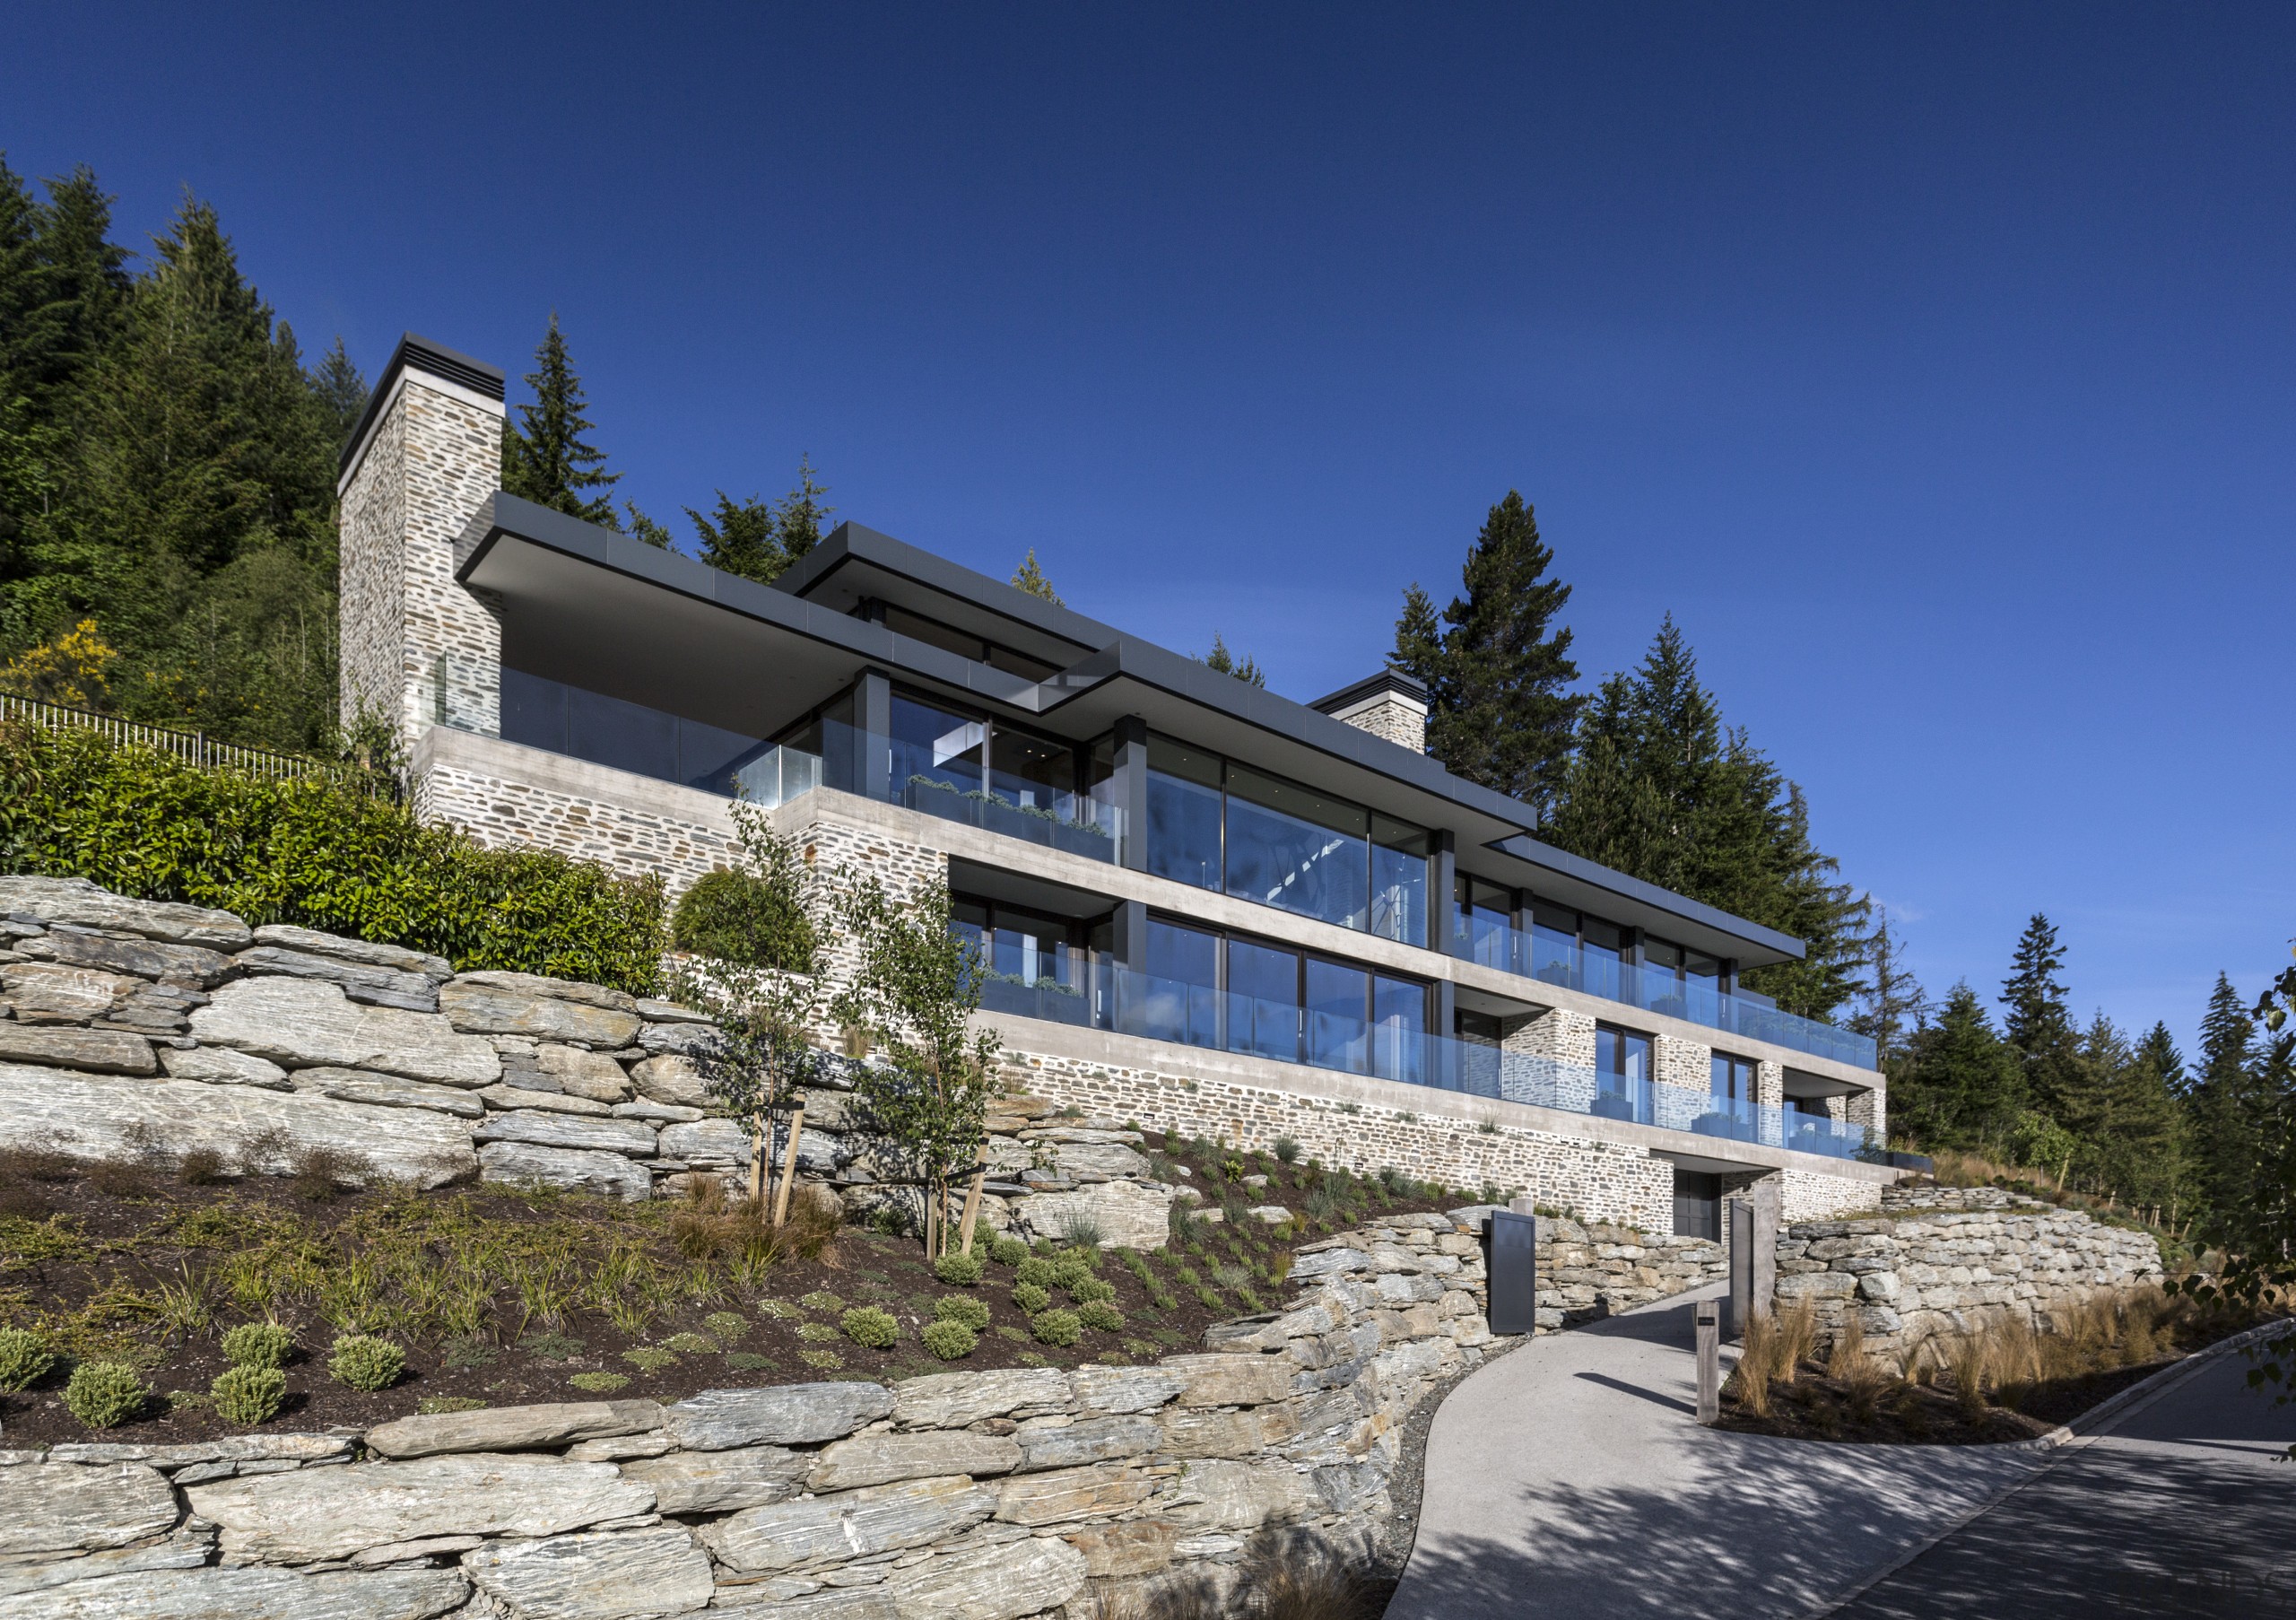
1146 741 1223 891
1306 958 1370 1073
1144 920 1220 1048
1374 973 1428 1084
1370 816 1431 946
1226 938 1302 1063
1224 767 1370 930
890 695 984 798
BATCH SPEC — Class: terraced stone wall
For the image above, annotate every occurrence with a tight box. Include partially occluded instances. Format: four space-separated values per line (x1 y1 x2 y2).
0 1213 1492 1620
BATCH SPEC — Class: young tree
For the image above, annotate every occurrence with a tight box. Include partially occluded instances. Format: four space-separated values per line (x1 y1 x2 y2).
1848 909 1927 1068
2188 971 2261 1216
2097 1021 2190 1212
622 503 674 549
1894 981 2024 1152
1198 633 1265 687
830 871 1002 1258
501 313 621 526
1011 548 1061 605
1391 491 1581 822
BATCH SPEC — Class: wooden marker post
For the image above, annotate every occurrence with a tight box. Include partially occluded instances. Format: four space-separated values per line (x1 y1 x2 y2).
1695 1300 1720 1424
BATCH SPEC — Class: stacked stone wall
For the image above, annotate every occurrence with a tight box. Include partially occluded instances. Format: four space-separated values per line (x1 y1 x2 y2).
0 1213 1492 1618
1775 1185 2163 1361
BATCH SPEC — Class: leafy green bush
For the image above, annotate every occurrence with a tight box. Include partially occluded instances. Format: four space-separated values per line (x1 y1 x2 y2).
0 724 665 992
840 1306 900 1349
1076 1300 1126 1334
1069 1275 1116 1305
222 1321 293 1370
988 1234 1029 1267
934 1294 991 1332
1014 1256 1057 1289
1030 1309 1082 1347
327 1335 404 1391
0 1328 57 1391
671 866 814 972
934 1250 985 1286
1051 1255 1095 1292
1012 1282 1051 1315
211 1364 286 1424
64 1361 147 1428
921 1320 978 1360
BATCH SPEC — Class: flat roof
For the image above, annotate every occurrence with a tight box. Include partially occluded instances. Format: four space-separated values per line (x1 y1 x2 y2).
457 496 1806 966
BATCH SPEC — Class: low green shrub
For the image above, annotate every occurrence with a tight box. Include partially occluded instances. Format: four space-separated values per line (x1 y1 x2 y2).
796 1321 841 1343
841 1307 900 1349
934 1294 991 1332
662 1331 718 1354
1051 1255 1094 1293
622 1346 678 1372
799 1291 847 1313
570 1372 631 1393
921 1320 978 1361
988 1234 1029 1267
221 1321 294 1370
1012 1282 1051 1315
934 1250 986 1286
1076 1300 1126 1334
725 1352 776 1372
211 1364 286 1425
671 863 813 972
1031 1309 1083 1348
0 1328 57 1391
327 1335 404 1391
64 1361 147 1428
1014 1256 1057 1289
418 1396 486 1415
0 723 666 993
704 1311 749 1344
1068 1275 1116 1305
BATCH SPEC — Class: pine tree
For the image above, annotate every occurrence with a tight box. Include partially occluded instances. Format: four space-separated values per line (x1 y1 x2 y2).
1848 909 1927 1067
312 337 368 441
501 314 620 526
687 492 778 579
1543 619 1869 1019
1199 634 1265 687
772 454 831 564
621 503 674 549
1011 549 1061 605
1895 982 2024 1151
1391 491 1581 821
2000 914 2085 1123
2098 1021 2189 1210
2189 971 2260 1217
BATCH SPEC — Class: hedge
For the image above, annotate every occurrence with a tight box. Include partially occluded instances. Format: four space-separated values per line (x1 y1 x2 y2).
0 721 665 994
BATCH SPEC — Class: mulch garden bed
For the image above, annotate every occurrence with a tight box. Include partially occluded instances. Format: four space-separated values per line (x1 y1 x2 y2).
0 1130 1464 1447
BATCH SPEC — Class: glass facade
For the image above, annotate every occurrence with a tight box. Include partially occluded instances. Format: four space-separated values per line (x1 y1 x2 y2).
500 666 774 797
1144 736 1431 946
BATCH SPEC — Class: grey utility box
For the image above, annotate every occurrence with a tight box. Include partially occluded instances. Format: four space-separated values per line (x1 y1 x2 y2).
1485 1210 1539 1336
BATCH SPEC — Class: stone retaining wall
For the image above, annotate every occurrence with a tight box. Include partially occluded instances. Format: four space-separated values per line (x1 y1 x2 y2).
1775 1185 2164 1360
1535 1216 1726 1330
0 1213 1490 1620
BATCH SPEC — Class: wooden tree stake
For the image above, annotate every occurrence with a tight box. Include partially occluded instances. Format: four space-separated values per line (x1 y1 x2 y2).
957 1166 986 1254
772 1106 805 1225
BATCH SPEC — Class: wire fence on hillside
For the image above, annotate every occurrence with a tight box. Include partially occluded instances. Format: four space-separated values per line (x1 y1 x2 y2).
0 693 333 780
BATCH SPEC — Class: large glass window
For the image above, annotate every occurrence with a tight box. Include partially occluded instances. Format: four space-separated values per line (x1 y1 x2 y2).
1145 739 1224 891
1226 939 1302 1062
1370 817 1431 946
1223 767 1370 930
1372 972 1428 1084
1580 919 1629 1002
987 730 1074 818
1530 902 1579 988
1595 1023 1651 1087
890 694 985 799
1305 958 1370 1072
1143 919 1220 1049
1712 1052 1756 1106
1455 876 1516 970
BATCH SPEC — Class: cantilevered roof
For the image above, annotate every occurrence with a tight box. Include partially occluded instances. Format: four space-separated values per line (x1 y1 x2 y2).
456 496 1806 967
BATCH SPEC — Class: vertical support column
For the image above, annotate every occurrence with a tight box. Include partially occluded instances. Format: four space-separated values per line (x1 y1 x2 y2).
855 671 892 805
1429 831 1457 957
1113 716 1150 873
1431 980 1458 1092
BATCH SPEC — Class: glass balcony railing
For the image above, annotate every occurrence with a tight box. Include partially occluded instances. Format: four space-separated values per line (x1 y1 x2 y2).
1451 907 1878 1070
977 955 1879 1163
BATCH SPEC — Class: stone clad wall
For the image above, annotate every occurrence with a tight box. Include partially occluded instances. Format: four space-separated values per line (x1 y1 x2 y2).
1774 1185 2164 1360
0 1213 1492 1620
1535 1216 1726 1330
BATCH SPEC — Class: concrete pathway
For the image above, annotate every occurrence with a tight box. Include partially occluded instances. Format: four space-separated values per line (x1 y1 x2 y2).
1387 1286 2049 1620
1831 1345 2296 1618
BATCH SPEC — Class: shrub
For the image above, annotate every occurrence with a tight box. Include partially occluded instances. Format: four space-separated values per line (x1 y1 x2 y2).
841 1306 900 1349
622 1346 679 1371
670 865 814 972
328 1335 404 1391
935 1294 991 1332
1069 1275 1116 1305
921 1320 978 1361
211 1364 286 1425
1076 1300 1126 1333
1014 1256 1057 1289
988 1233 1029 1267
704 1311 749 1344
418 1396 487 1415
87 1156 150 1198
1013 1282 1051 1315
290 1146 369 1201
1273 1136 1300 1163
663 1331 718 1354
800 1291 848 1313
0 722 667 994
64 1361 147 1428
570 1372 631 1393
934 1250 986 1286
1031 1309 1083 1347
222 1321 294 1371
0 1328 57 1391
725 1352 776 1372
178 1146 229 1185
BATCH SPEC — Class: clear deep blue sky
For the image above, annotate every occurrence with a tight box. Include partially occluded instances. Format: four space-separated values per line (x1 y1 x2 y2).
8 3 2292 1055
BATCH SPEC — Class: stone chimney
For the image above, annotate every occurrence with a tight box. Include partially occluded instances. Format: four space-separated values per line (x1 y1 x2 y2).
1309 667 1429 753
336 335 508 754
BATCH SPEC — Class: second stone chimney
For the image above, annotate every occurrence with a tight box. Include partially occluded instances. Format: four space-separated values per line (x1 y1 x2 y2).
1309 667 1429 753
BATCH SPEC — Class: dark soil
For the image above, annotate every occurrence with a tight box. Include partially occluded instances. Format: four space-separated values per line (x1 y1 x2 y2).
0 1131 1462 1447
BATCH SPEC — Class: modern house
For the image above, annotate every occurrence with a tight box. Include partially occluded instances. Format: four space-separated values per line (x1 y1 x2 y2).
339 334 1905 1233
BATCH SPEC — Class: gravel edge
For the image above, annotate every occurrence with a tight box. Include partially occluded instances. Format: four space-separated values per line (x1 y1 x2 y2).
1370 1331 1532 1578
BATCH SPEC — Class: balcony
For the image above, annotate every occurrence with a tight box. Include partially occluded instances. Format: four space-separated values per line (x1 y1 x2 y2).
1453 911 1877 1070
976 956 1880 1164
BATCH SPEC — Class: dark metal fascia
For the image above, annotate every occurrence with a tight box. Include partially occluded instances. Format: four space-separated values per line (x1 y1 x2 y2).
337 333 507 475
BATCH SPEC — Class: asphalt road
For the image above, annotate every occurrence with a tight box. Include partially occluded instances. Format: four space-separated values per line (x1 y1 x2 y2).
1831 1346 2296 1619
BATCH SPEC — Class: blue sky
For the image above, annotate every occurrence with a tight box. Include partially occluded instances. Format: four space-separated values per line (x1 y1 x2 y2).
8 3 2292 1056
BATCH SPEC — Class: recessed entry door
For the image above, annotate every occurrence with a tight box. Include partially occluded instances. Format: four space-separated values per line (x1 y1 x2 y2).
1673 1168 1723 1242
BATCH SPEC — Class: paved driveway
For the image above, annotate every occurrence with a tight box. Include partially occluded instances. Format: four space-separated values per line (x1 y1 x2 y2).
1832 1346 2296 1618
1387 1285 2048 1620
